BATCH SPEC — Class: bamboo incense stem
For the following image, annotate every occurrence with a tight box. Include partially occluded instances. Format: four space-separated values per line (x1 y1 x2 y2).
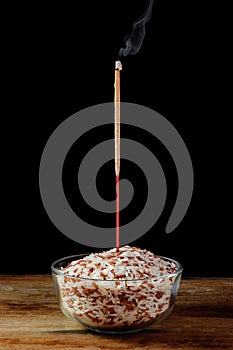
114 60 122 177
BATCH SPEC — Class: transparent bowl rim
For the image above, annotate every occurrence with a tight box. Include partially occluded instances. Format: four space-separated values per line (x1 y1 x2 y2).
51 253 183 282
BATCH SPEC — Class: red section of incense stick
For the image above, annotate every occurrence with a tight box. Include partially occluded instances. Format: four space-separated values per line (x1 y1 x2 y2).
116 174 120 252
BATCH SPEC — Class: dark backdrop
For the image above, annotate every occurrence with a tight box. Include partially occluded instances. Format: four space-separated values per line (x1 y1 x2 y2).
1 1 232 277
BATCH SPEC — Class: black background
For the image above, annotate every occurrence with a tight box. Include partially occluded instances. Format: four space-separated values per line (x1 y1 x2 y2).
1 1 232 276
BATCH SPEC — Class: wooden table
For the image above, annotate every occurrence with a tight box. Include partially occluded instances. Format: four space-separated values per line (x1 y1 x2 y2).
0 276 232 350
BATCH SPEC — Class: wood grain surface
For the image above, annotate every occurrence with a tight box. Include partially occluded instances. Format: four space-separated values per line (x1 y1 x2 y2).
0 276 232 350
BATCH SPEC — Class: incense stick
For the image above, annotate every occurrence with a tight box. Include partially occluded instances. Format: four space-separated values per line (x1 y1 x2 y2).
114 60 122 252
114 60 122 177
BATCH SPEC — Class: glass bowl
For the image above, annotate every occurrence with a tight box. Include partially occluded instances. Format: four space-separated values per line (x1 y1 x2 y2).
51 253 183 334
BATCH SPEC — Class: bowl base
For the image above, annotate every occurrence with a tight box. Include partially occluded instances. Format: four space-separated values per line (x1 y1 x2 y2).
76 318 155 334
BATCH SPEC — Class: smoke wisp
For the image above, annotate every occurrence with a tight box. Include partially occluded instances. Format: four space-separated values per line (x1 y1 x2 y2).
119 0 155 57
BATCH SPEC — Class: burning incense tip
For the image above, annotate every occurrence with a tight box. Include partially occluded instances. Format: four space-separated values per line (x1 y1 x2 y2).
115 60 122 71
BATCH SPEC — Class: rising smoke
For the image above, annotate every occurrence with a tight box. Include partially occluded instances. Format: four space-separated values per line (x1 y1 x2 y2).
119 0 155 57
